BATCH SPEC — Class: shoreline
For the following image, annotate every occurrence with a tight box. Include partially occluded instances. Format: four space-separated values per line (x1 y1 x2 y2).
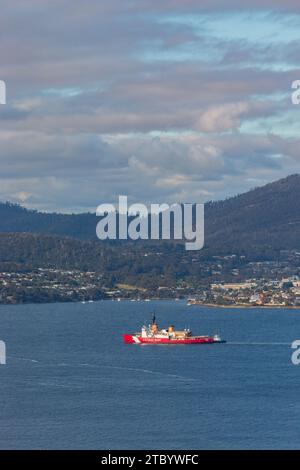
1 298 300 308
0 297 181 306
188 302 300 309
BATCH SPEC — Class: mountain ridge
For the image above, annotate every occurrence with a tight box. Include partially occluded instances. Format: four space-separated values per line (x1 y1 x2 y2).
0 174 300 260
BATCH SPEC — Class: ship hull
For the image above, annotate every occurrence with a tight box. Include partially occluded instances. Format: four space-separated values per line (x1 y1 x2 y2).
123 334 225 345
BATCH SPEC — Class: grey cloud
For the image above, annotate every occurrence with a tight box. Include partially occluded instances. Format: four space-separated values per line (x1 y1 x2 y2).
0 1 300 211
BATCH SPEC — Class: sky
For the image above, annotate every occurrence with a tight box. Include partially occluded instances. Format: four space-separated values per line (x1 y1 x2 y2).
0 0 300 212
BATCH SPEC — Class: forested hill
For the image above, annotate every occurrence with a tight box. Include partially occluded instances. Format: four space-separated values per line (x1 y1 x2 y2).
0 174 300 257
205 173 300 256
0 203 97 239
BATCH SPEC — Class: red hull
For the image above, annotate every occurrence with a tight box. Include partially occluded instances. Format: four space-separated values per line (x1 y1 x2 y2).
123 334 220 345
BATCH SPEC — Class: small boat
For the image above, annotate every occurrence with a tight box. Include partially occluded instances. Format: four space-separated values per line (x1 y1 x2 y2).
123 315 225 345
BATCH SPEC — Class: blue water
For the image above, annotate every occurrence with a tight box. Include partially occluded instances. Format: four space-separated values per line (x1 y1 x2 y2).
0 300 300 449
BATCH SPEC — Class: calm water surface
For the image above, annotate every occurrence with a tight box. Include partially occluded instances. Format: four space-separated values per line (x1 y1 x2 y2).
0 300 300 449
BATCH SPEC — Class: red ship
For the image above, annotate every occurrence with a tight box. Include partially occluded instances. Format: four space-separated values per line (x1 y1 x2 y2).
123 315 225 345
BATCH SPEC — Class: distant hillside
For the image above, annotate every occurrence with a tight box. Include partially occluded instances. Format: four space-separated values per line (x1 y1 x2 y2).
0 203 97 239
205 174 300 256
0 232 185 289
0 174 300 259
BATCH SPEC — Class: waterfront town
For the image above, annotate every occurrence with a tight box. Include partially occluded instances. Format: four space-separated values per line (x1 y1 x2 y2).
1 251 300 306
188 278 300 308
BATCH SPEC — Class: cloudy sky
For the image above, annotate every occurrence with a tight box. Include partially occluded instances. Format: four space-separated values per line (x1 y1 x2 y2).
0 0 300 212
